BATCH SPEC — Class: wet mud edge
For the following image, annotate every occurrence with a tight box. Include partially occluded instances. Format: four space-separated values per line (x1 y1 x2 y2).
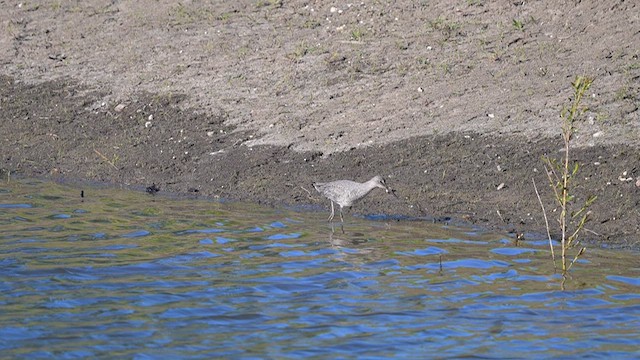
1 75 639 249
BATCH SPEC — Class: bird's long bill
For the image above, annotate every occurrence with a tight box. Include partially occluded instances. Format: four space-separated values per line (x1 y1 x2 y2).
386 187 398 198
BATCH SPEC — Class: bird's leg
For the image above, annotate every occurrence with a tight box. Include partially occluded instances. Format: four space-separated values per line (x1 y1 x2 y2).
328 201 335 222
339 207 344 223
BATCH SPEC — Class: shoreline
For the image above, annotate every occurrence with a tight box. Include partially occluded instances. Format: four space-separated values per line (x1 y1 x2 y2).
1 75 639 249
1 1 639 248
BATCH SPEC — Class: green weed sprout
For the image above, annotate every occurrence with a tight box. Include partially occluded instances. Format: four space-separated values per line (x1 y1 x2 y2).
534 76 596 276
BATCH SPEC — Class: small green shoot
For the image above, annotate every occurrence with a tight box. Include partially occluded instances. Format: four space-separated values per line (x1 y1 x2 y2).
429 16 461 38
350 27 366 41
512 19 524 31
256 0 283 8
534 76 595 279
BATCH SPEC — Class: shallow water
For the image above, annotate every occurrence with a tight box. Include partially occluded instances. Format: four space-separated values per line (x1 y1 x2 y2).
1 179 639 359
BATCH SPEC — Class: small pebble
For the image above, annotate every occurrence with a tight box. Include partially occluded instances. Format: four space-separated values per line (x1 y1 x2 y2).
619 170 633 182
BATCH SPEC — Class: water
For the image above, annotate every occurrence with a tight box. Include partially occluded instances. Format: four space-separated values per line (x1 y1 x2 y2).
1 179 639 359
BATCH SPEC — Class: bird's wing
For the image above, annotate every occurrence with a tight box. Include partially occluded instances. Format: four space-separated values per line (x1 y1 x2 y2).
315 180 358 202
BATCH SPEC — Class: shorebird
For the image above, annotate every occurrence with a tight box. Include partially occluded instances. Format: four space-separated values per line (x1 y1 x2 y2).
313 175 391 225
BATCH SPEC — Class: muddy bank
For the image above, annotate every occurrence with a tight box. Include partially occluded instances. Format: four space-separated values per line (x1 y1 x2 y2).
2 1 639 154
1 0 639 248
2 75 640 248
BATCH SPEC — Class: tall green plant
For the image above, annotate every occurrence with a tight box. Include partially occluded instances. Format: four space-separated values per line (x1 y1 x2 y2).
535 76 596 275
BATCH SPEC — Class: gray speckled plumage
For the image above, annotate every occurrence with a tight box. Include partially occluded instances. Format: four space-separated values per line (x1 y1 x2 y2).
313 175 389 223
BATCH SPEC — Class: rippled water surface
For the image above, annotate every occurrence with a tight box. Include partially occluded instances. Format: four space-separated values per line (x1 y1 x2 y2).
1 180 639 358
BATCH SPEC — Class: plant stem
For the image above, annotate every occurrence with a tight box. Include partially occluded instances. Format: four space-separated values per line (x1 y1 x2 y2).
539 76 593 276
558 76 593 273
532 177 556 270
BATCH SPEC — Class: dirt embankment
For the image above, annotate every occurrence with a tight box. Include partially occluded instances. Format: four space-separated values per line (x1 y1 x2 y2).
1 1 639 247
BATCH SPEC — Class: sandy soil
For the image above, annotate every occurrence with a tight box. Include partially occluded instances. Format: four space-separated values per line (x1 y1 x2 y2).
1 0 639 247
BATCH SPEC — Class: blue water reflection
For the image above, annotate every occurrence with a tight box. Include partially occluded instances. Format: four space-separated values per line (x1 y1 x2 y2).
0 180 639 358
